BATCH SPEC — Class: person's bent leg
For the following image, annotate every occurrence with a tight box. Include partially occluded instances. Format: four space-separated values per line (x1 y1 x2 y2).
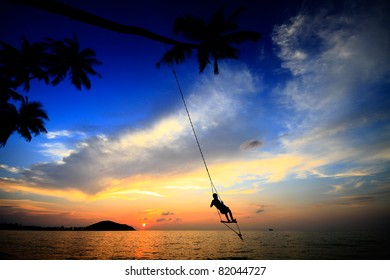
229 210 235 221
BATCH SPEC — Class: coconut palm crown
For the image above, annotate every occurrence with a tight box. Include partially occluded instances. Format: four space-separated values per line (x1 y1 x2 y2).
0 35 101 147
46 34 102 90
157 7 261 74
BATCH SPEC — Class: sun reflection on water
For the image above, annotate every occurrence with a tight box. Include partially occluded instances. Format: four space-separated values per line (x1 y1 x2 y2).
0 230 388 260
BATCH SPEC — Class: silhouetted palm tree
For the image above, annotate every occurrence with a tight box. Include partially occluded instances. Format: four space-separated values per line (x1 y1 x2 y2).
157 7 261 74
0 100 18 147
0 96 48 147
16 96 49 143
46 34 102 90
0 35 102 147
0 77 23 103
2 1 261 147
15 0 260 74
0 77 23 147
15 0 187 46
0 36 48 91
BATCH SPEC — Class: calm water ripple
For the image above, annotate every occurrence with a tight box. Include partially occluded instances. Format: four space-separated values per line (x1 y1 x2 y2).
0 230 389 260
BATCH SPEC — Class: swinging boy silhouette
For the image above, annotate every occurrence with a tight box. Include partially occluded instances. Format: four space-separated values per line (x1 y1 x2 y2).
210 193 236 222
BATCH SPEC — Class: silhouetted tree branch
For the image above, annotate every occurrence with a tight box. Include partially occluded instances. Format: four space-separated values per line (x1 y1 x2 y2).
11 0 197 47
11 0 261 73
2 0 261 146
0 35 101 147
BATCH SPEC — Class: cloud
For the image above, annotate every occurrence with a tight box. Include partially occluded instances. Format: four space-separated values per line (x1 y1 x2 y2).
39 130 89 161
0 199 93 226
18 65 261 196
240 140 263 150
255 204 265 214
39 142 75 160
326 185 344 194
272 3 390 177
0 164 20 174
272 5 389 113
45 130 86 139
156 211 177 223
97 189 165 200
5 3 389 217
319 195 376 208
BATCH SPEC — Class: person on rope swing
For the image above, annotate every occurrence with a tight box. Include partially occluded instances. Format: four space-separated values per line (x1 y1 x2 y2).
210 193 236 222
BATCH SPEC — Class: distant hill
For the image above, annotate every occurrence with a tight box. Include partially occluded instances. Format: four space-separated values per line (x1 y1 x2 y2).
83 220 135 231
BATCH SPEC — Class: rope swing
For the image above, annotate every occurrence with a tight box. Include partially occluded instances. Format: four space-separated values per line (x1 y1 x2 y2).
172 68 243 241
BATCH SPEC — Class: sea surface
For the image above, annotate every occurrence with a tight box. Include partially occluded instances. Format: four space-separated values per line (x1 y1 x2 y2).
0 230 389 260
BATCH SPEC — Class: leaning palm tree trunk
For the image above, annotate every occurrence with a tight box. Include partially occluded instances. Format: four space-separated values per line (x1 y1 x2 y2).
11 0 195 47
11 0 261 74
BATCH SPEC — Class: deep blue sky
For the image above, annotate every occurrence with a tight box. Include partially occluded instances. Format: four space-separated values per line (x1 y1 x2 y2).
0 0 389 230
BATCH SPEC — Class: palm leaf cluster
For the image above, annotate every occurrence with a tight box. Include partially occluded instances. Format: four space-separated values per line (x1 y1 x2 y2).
157 7 261 74
0 96 49 146
0 35 101 147
46 35 102 90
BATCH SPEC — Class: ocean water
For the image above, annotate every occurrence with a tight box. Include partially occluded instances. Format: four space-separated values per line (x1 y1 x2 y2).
0 230 389 260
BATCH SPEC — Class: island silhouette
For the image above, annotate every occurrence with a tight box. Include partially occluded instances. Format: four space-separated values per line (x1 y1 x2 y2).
84 220 135 231
0 220 135 231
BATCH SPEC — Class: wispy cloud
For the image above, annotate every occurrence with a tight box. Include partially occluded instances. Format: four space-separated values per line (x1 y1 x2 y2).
45 130 86 140
256 209 264 214
0 199 97 226
39 130 89 161
272 4 390 178
1 1 389 230
39 142 75 160
3 6 389 219
321 195 376 208
16 65 260 196
240 140 263 150
326 184 344 194
0 164 21 174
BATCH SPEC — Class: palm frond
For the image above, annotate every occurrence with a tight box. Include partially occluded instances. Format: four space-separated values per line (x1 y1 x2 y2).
196 46 210 73
0 37 49 91
207 6 228 34
173 16 206 41
224 6 246 31
222 30 261 44
0 102 18 147
158 6 261 74
213 44 240 60
213 58 219 75
156 44 192 68
17 97 49 142
0 77 24 103
46 35 101 90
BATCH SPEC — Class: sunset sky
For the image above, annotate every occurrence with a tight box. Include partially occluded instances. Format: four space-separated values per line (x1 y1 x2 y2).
0 0 389 231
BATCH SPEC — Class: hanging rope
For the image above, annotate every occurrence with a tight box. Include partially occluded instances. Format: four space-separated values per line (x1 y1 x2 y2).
172 69 217 194
171 67 243 241
222 221 243 241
